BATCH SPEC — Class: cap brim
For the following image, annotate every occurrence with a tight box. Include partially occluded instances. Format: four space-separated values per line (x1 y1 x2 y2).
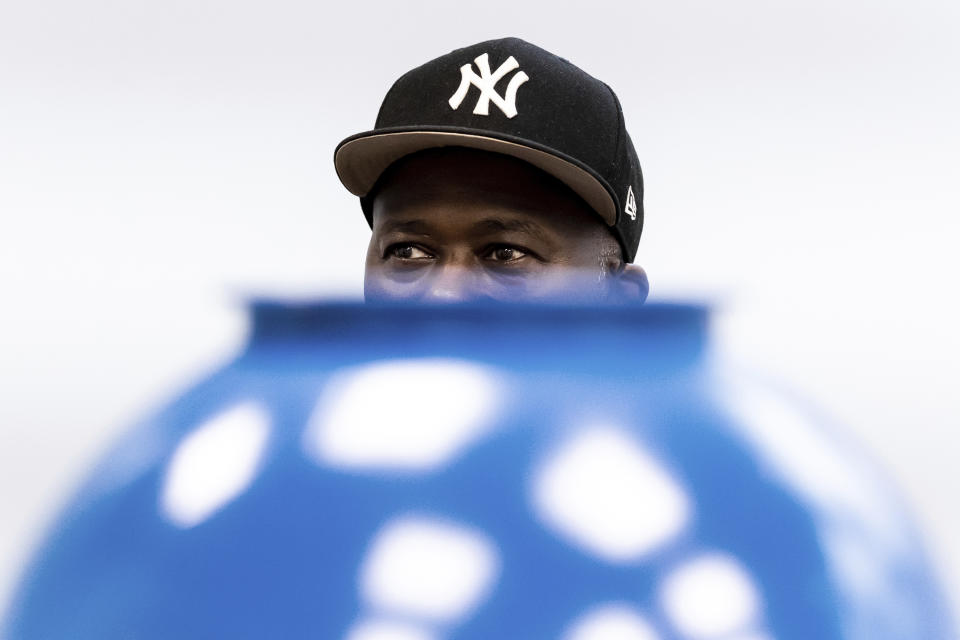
334 129 617 226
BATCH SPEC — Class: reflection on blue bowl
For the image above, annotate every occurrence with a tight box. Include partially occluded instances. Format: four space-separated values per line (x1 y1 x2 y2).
3 301 953 639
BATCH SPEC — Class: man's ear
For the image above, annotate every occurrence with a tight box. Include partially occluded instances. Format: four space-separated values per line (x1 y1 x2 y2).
615 264 649 303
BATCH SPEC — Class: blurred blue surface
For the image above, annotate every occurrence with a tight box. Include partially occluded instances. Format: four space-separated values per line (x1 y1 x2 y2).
3 302 952 639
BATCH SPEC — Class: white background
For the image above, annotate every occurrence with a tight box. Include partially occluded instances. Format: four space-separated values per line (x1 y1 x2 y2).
1 0 958 619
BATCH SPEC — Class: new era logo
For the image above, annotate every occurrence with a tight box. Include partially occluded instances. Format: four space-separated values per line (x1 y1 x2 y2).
448 53 530 119
625 186 638 222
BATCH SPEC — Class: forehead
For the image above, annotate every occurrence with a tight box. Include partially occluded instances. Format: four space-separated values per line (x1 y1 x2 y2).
370 148 604 236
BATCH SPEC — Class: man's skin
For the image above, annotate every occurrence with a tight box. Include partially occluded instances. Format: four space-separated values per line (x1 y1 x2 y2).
364 148 648 303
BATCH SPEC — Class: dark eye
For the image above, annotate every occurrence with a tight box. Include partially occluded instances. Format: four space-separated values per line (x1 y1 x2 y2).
485 245 529 263
386 244 433 260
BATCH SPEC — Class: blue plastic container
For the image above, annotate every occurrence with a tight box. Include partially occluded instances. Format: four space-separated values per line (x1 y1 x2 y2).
3 301 953 639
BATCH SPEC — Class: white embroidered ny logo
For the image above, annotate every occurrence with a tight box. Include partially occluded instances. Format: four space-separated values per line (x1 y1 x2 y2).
448 53 530 119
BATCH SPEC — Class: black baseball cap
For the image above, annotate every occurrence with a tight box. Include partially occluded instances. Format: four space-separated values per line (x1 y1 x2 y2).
334 37 645 262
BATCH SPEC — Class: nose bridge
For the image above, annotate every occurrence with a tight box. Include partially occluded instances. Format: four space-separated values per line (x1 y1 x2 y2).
425 260 477 302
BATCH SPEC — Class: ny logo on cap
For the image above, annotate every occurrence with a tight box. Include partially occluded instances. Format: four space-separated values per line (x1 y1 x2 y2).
625 186 638 221
448 53 529 119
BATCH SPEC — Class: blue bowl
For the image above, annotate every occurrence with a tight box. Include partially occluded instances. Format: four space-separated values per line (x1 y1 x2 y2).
3 301 953 639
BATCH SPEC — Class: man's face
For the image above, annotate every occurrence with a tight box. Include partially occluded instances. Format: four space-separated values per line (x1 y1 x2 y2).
364 148 623 302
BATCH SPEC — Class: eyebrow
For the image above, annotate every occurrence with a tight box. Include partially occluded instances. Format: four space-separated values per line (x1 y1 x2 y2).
378 217 550 239
470 218 548 238
378 219 434 235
